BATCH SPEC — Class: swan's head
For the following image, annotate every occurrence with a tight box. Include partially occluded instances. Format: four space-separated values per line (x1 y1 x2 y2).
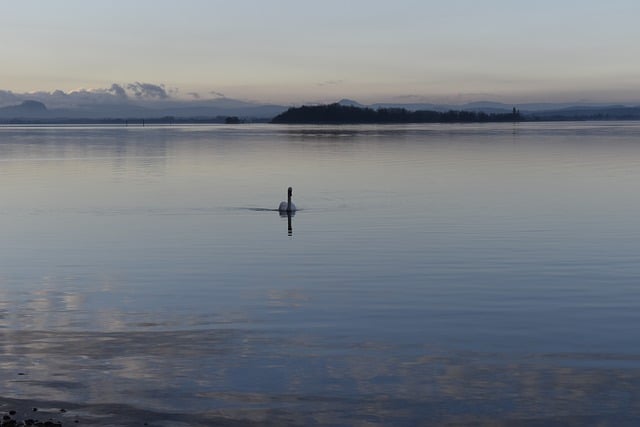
288 187 293 197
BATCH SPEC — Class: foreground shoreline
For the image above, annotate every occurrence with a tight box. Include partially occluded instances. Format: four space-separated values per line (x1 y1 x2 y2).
0 396 274 427
2 395 639 427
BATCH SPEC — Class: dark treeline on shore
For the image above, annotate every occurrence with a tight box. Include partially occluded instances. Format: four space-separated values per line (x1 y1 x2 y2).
272 103 522 124
5 103 640 125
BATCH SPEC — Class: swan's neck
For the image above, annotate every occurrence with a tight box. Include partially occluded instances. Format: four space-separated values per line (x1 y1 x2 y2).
287 193 291 209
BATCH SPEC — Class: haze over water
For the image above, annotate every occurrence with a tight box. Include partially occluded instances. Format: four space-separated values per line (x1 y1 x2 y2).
0 123 639 426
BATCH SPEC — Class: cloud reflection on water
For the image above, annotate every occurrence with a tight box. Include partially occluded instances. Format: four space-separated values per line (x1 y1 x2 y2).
0 327 639 425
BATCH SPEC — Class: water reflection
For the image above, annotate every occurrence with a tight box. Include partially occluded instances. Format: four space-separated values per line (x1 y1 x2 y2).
0 328 639 425
2 123 640 425
280 210 295 236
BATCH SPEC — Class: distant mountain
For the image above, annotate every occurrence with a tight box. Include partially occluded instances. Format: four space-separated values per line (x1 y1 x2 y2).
527 105 640 120
3 95 640 123
337 98 365 107
0 97 288 122
15 100 47 112
370 102 443 112
366 100 518 113
0 100 49 118
351 99 640 114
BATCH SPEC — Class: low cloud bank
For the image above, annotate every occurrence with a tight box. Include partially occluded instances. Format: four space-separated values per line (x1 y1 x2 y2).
0 82 183 108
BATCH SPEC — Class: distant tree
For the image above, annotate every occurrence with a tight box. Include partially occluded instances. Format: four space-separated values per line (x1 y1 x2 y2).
225 116 241 124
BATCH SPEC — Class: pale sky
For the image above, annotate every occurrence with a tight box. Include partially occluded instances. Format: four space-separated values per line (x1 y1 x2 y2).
1 0 640 104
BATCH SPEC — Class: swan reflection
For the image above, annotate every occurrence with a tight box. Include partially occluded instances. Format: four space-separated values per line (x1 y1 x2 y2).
277 187 296 236
280 210 295 236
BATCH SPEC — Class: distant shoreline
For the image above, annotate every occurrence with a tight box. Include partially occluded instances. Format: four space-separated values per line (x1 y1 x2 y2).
3 117 640 126
3 99 640 125
3 109 640 126
270 103 640 124
0 117 271 125
272 103 522 124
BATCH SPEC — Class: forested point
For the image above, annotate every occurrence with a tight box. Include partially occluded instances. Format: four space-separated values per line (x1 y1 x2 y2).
271 103 522 124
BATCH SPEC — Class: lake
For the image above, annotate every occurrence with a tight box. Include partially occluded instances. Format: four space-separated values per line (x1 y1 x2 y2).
0 122 639 426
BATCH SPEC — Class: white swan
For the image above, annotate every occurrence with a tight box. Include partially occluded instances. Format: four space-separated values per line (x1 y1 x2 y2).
278 187 297 213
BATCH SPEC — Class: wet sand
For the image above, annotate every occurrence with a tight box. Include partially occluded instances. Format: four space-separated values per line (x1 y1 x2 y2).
1 328 640 426
2 395 640 427
0 396 291 426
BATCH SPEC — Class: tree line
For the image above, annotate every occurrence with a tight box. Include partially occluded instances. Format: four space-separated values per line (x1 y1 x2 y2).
271 103 522 124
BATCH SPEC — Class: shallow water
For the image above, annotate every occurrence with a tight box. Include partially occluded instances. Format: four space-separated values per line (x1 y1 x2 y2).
0 122 639 426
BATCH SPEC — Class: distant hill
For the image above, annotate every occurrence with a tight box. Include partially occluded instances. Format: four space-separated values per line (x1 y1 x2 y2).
0 100 49 118
340 99 640 121
0 98 288 123
2 95 640 124
527 105 640 120
337 98 366 107
14 100 47 112
272 103 521 124
349 99 640 116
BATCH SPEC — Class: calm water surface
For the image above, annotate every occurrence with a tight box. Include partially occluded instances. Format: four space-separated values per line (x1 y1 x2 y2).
0 123 639 426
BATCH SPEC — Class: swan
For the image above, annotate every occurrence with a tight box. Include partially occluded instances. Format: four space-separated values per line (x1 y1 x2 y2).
278 187 297 213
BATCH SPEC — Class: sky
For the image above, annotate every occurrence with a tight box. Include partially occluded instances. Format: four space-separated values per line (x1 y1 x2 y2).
1 0 640 105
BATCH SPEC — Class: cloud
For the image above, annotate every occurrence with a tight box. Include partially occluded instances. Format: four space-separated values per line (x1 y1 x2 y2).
0 90 20 107
108 83 128 99
126 82 169 99
187 92 200 99
0 82 170 108
209 91 225 98
317 80 344 87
